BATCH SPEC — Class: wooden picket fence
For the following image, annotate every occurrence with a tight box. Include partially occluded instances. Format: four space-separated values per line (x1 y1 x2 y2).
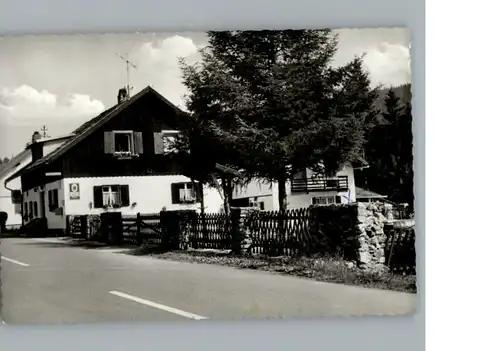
66 207 416 275
187 213 232 250
245 208 312 256
384 223 416 275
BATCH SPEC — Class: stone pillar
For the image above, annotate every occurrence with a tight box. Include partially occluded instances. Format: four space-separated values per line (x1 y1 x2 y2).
355 202 389 272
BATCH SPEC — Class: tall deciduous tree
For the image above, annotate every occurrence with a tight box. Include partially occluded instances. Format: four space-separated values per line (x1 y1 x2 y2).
180 30 378 211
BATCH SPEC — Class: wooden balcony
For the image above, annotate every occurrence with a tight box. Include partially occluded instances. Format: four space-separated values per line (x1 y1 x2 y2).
290 175 349 193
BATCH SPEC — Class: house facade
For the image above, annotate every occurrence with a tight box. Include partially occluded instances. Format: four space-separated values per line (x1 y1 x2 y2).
5 86 224 232
1 133 73 228
231 164 357 211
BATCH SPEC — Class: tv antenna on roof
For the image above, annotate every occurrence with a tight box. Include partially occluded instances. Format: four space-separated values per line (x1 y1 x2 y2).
116 52 138 98
41 125 49 138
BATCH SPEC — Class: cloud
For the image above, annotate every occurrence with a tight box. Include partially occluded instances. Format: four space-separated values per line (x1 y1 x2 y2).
0 85 105 127
137 35 199 67
130 35 202 109
362 42 411 88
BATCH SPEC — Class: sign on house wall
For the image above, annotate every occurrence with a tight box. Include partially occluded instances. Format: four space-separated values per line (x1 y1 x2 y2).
69 183 80 200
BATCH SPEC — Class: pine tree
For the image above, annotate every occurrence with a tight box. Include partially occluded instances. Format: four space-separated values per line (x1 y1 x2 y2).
180 30 377 211
358 87 414 211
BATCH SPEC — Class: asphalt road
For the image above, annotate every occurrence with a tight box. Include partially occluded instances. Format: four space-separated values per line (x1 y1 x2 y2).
0 237 416 325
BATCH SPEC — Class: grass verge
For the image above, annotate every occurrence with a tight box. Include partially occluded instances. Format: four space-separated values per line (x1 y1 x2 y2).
127 246 417 294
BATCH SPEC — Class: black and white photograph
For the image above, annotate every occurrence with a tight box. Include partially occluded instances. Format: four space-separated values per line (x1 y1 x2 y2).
0 28 415 325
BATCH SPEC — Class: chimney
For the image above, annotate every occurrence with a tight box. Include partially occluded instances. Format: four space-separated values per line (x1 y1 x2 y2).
30 131 43 161
117 87 128 104
32 131 42 143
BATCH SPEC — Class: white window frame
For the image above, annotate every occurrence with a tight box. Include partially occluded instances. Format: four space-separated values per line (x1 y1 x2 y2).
161 130 180 154
311 195 342 206
102 185 121 207
113 130 135 156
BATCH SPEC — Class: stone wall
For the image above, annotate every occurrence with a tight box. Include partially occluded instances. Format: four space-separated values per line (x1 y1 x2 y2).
355 202 394 272
309 202 409 272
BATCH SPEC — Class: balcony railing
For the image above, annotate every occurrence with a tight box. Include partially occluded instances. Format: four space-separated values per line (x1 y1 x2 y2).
291 175 349 193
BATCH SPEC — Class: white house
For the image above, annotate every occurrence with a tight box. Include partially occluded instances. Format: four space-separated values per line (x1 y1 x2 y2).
1 133 73 228
5 86 225 233
231 161 369 211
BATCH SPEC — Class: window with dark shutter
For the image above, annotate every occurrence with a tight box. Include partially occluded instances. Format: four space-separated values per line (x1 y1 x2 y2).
93 186 103 208
103 132 115 154
53 190 59 209
153 132 163 154
133 132 144 154
48 190 53 208
171 183 181 204
34 202 38 217
120 185 130 206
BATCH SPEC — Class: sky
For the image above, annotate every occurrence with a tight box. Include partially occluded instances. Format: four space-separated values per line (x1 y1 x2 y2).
0 28 410 158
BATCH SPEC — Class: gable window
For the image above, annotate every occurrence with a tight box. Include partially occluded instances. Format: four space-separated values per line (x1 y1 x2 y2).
154 130 180 154
93 185 130 209
171 182 202 204
104 131 143 158
115 132 133 153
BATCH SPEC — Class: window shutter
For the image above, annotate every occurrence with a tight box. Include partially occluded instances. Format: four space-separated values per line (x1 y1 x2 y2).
153 132 164 154
54 190 59 208
93 186 103 208
103 132 115 154
120 185 130 206
195 182 203 202
133 132 144 154
171 183 181 204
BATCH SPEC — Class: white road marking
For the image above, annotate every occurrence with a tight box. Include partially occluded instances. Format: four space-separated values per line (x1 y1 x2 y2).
1 256 30 267
109 291 208 320
30 238 67 243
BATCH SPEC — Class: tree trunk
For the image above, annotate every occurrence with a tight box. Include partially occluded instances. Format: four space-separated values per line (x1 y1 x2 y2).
277 172 288 211
222 177 233 215
192 178 207 240
211 173 231 215
277 171 287 255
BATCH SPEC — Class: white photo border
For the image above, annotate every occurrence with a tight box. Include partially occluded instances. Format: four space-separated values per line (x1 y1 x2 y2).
0 0 430 350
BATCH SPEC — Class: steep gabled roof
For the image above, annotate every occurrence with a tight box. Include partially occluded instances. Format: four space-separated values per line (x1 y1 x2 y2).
0 149 31 180
4 86 188 185
22 86 186 174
